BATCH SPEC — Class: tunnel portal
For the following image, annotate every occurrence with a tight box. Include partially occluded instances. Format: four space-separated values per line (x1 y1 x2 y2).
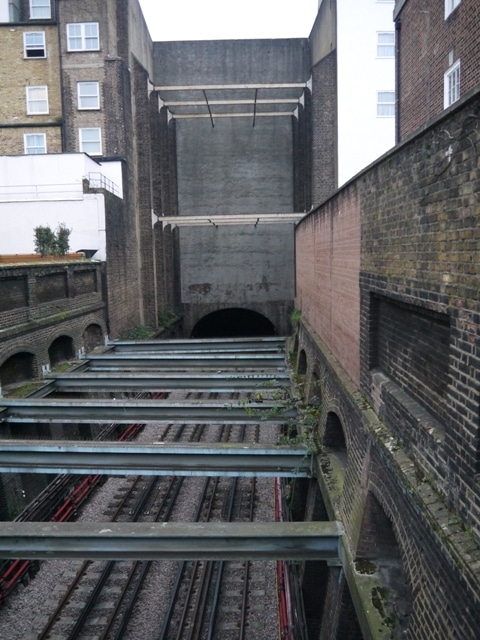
191 308 276 338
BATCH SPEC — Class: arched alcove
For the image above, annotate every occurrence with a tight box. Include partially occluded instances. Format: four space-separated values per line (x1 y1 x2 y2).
324 412 346 450
298 348 307 374
48 335 75 368
191 308 275 338
309 369 322 406
83 323 103 352
323 412 347 472
0 352 35 388
356 492 412 635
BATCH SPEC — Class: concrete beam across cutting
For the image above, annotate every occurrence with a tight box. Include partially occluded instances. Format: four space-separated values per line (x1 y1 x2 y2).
0 441 311 477
0 521 343 561
43 371 290 393
0 398 295 424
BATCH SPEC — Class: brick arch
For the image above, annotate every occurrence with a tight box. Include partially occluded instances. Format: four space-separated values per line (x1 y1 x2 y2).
82 323 105 352
0 350 37 387
0 342 42 370
308 367 323 406
48 334 76 368
355 488 413 635
190 307 276 338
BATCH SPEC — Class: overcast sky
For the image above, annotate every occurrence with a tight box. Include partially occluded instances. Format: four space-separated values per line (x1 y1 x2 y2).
138 0 319 41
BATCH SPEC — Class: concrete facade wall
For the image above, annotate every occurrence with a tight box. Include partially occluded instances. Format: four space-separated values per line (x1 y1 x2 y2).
179 223 295 336
152 39 309 332
336 0 395 185
395 0 480 140
0 154 124 261
294 90 480 638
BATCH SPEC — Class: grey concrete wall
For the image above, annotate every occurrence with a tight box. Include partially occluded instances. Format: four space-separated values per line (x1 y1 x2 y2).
309 0 336 67
176 117 294 215
179 223 295 304
152 39 307 331
153 39 309 86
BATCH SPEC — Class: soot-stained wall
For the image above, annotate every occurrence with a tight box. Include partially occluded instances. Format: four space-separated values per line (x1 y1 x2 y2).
153 39 309 333
176 117 294 215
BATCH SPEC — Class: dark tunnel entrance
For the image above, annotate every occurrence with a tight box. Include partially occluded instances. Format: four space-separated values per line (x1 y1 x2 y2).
191 308 276 338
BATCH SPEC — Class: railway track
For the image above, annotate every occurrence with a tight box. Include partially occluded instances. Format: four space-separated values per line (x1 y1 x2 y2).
28 391 276 640
0 339 303 640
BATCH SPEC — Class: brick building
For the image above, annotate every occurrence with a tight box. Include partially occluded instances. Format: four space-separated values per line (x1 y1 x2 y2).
294 4 480 636
394 0 480 140
0 3 479 636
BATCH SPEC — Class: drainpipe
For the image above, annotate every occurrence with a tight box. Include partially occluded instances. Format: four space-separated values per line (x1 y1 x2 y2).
395 18 401 144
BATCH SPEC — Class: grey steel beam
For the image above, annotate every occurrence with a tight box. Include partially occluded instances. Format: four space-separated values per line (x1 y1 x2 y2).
0 521 343 561
0 399 295 424
109 337 285 352
0 441 311 477
46 372 290 393
86 353 286 371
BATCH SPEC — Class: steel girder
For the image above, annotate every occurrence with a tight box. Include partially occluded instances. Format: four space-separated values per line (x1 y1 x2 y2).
0 398 295 424
44 371 290 393
108 336 286 353
0 441 311 477
0 521 343 561
86 352 286 371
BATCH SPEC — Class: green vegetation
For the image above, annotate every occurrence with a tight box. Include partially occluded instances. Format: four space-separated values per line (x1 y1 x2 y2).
290 307 301 328
158 308 182 329
121 324 156 340
33 223 71 256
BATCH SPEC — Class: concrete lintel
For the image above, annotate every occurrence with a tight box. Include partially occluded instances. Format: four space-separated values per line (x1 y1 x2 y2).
0 441 311 477
46 371 290 392
155 82 307 91
155 214 304 228
0 399 296 424
0 521 343 561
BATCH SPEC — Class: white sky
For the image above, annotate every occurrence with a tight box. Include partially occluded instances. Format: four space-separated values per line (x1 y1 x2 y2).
138 0 319 42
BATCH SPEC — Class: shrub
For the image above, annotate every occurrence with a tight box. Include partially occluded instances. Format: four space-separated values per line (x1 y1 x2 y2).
33 223 71 256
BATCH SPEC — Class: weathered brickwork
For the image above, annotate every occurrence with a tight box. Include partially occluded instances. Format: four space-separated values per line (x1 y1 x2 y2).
0 25 62 123
133 57 157 327
293 98 312 214
396 0 480 140
310 51 337 206
295 180 361 386
295 91 480 637
0 261 107 381
0 126 62 155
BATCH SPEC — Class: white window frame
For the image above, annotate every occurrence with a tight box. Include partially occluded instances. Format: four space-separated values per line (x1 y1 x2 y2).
444 60 461 108
29 0 51 19
445 0 462 19
377 91 395 117
377 32 395 58
79 127 102 156
24 31 46 58
26 85 49 114
77 81 100 110
24 133 47 154
67 23 100 52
